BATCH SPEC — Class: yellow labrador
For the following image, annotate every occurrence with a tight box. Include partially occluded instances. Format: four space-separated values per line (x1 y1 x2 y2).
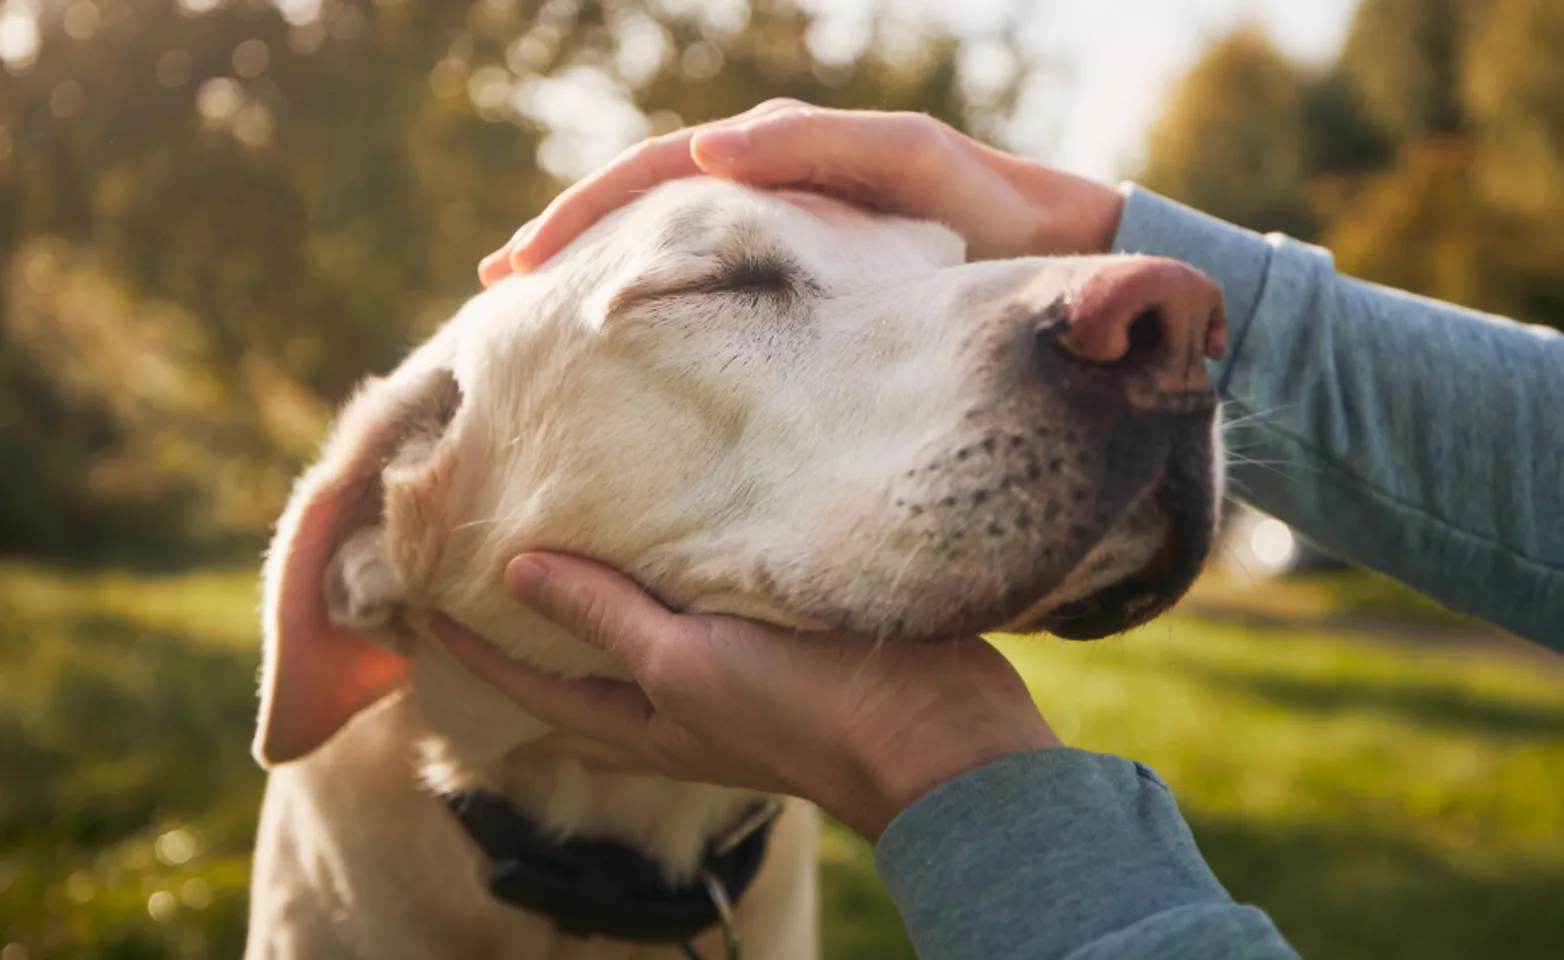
245 178 1227 958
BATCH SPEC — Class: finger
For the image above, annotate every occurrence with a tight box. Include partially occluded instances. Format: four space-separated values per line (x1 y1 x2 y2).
691 108 952 204
506 99 804 274
504 553 689 672
478 220 536 286
430 612 654 745
508 135 702 273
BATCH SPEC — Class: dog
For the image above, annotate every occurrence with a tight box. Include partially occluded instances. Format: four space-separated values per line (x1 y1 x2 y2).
245 176 1226 959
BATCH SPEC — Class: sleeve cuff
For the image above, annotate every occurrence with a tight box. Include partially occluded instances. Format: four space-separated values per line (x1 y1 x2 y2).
875 748 1236 959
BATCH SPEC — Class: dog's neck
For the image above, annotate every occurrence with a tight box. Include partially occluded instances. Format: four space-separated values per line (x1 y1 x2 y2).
407 691 767 881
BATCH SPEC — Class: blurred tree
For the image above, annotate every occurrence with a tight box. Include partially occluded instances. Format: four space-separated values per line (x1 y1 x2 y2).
1298 71 1394 181
1140 30 1316 238
1140 0 1564 335
1461 0 1564 215
1327 142 1520 314
0 0 1032 563
1336 0 1477 140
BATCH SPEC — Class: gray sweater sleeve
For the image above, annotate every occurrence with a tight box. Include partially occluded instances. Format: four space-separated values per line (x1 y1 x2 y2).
1114 186 1564 648
875 749 1298 959
873 186 1564 959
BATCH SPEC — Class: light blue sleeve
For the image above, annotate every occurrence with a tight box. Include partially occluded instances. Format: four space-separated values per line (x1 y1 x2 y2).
875 749 1300 960
873 187 1564 960
1113 186 1564 648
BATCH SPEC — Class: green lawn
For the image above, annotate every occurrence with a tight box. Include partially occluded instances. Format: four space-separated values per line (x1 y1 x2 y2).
2 562 1561 959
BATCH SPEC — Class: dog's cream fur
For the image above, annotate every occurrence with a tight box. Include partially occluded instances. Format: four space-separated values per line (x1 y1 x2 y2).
246 178 1223 958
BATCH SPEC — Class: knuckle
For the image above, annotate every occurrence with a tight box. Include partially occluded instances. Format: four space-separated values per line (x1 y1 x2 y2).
620 136 662 164
754 96 809 115
776 103 823 126
616 132 677 171
570 584 619 642
891 113 953 177
636 622 710 694
647 127 690 149
892 111 945 146
684 615 725 654
749 101 823 136
636 642 679 691
672 621 730 686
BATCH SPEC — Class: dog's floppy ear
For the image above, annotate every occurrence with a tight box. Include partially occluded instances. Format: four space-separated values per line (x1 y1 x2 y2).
255 365 464 767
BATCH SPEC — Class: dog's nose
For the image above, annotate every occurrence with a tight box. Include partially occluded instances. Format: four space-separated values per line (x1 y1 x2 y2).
1043 258 1226 409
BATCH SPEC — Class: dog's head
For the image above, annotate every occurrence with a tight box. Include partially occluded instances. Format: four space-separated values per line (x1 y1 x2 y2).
255 178 1225 769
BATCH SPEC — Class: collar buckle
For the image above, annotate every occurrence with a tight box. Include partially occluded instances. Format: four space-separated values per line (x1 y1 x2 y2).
698 869 741 960
715 797 782 857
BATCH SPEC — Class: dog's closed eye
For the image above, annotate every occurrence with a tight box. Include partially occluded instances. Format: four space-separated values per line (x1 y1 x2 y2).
697 256 798 296
605 254 817 318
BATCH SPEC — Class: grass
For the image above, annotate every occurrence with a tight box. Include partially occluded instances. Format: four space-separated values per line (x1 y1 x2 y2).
2 561 1561 959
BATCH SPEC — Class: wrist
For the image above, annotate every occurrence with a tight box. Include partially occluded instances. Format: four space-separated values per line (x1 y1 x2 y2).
1011 161 1125 256
834 710 1060 841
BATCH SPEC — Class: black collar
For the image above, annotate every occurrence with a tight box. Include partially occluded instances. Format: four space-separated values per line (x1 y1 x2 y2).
442 790 777 946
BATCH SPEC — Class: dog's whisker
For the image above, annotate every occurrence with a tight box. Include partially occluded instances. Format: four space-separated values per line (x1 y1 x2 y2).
1222 457 1319 487
1218 400 1301 431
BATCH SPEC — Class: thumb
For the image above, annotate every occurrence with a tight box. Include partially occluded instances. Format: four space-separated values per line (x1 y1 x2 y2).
429 612 653 745
690 108 951 202
504 553 685 672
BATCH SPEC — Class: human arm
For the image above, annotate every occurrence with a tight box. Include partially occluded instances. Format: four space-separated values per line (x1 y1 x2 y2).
877 749 1299 960
1111 188 1564 647
434 554 1301 959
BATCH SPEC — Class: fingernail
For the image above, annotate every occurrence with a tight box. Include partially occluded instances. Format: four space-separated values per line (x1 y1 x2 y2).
693 128 751 164
478 250 507 285
496 223 538 274
506 557 551 600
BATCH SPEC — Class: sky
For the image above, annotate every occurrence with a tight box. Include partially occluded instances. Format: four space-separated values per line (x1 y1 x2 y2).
1018 0 1361 180
807 0 1357 180
520 0 1363 184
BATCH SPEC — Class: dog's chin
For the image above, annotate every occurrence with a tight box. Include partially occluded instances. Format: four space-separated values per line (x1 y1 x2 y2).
880 476 1214 644
1022 491 1212 639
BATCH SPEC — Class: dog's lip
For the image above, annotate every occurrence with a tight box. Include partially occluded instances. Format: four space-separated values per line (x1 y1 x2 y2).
1131 519 1180 582
1038 479 1208 640
1043 530 1177 636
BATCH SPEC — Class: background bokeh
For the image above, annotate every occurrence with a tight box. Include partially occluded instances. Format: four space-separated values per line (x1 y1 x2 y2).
2 1 1562 957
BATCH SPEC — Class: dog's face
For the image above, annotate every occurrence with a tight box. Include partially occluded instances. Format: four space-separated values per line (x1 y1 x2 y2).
255 178 1224 768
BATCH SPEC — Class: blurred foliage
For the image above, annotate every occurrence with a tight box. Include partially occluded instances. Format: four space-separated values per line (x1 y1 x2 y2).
1141 0 1564 334
0 0 1027 564
0 563 262 958
1141 30 1319 240
4 562 1563 958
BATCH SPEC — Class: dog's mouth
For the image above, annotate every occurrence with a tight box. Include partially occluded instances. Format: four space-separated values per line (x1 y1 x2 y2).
835 408 1220 646
1040 492 1206 639
1036 448 1215 639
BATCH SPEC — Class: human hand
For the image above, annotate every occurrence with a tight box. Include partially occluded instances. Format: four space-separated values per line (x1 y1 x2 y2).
431 552 1060 841
479 100 1126 284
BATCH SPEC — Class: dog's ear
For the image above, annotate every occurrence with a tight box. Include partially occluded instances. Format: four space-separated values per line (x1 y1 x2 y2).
254 365 464 767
